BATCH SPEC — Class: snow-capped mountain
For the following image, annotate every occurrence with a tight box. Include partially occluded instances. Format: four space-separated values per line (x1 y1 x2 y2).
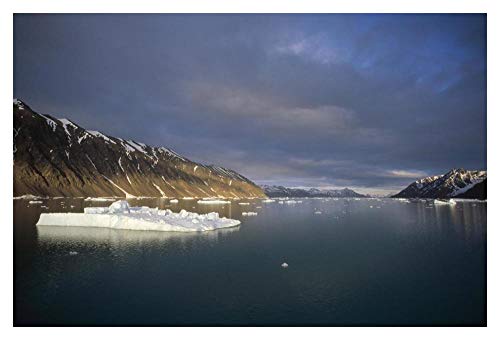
392 168 486 199
262 185 366 198
13 99 265 198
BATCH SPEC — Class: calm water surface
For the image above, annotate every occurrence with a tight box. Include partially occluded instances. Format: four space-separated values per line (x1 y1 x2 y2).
14 197 486 325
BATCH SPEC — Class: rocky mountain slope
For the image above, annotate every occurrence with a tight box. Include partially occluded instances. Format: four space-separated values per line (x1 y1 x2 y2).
392 168 486 199
454 179 486 200
13 99 266 198
262 185 366 198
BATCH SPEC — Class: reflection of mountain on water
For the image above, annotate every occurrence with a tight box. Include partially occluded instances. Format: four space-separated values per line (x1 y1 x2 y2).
414 201 486 243
36 225 240 246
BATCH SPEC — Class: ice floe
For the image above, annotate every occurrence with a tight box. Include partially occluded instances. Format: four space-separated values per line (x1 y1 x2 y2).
242 212 258 216
434 199 457 206
14 194 45 200
36 200 240 232
197 199 230 204
84 197 116 202
284 200 302 204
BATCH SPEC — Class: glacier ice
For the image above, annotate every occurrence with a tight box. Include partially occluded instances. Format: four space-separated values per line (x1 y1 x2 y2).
36 200 241 232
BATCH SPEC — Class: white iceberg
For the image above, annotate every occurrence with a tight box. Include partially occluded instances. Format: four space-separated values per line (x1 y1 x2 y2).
242 212 258 216
238 202 250 206
29 200 43 204
281 262 289 268
261 199 275 203
170 199 179 203
36 200 240 232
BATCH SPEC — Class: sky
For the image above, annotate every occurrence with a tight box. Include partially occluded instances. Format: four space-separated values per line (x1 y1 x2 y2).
14 14 486 195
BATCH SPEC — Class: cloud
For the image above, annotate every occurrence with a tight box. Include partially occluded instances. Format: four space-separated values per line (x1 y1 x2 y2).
385 170 429 179
273 32 348 65
14 14 486 194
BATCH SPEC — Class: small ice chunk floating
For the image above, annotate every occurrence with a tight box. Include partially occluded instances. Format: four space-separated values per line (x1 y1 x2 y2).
36 200 241 232
434 199 457 206
197 199 231 205
281 262 289 268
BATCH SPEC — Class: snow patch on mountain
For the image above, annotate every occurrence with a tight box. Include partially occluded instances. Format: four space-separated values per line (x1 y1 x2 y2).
58 118 78 137
153 183 167 198
88 130 116 144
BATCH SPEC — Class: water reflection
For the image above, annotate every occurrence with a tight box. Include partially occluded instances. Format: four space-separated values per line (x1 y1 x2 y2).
37 225 240 247
412 201 486 243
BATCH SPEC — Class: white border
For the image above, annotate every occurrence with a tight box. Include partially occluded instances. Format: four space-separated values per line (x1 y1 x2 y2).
2 0 498 337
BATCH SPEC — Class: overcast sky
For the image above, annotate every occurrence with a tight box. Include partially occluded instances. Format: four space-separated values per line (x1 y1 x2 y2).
14 14 486 195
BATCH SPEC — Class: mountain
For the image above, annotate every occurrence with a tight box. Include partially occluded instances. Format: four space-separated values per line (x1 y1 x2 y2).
13 99 266 198
392 168 486 199
454 179 486 200
262 185 366 198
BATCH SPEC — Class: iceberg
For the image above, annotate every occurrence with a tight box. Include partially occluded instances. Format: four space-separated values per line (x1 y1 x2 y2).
261 199 275 203
242 212 258 216
36 200 240 232
238 202 250 206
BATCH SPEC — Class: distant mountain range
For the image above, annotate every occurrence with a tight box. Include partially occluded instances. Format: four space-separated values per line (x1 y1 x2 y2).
262 185 366 198
392 168 486 199
13 99 265 198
